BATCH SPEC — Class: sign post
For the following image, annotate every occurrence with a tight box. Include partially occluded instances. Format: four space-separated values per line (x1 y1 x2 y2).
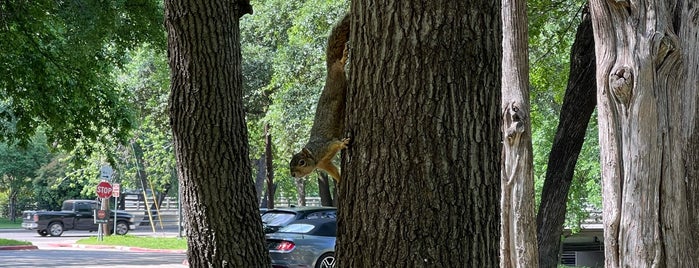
96 181 112 240
112 183 120 235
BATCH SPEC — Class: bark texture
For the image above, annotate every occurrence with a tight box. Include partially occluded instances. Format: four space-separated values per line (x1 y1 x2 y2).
164 1 269 267
500 0 538 266
337 1 501 267
536 8 596 268
680 1 699 255
589 0 699 266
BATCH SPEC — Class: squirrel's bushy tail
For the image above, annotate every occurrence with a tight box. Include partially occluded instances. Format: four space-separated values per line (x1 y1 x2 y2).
326 14 350 68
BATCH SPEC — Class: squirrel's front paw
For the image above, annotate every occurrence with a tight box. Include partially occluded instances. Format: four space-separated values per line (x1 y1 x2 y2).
341 137 351 148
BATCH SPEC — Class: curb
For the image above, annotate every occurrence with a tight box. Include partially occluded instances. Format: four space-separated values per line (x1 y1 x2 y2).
0 245 39 250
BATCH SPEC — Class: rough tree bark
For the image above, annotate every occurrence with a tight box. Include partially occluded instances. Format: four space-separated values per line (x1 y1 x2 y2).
536 7 596 268
265 123 275 209
589 0 699 266
500 0 538 266
164 1 269 267
337 1 501 267
683 0 699 258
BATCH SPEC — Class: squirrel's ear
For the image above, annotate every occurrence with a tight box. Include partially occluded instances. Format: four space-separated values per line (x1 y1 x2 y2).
302 148 313 157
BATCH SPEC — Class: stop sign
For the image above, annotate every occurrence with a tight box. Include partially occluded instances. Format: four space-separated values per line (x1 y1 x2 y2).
96 181 113 198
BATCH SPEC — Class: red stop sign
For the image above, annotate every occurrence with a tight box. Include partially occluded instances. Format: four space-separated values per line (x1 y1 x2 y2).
96 181 113 198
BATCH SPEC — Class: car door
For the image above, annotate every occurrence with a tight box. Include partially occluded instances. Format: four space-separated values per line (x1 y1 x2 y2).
74 201 98 230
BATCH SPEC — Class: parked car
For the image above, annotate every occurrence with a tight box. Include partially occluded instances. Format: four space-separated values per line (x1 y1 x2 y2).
267 218 336 268
261 206 336 233
21 199 136 237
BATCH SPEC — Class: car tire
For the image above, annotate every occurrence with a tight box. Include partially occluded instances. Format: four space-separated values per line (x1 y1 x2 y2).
115 221 129 235
48 222 64 237
315 252 335 268
37 230 49 237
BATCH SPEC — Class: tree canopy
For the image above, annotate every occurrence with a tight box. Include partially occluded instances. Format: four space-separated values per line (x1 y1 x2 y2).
0 0 164 150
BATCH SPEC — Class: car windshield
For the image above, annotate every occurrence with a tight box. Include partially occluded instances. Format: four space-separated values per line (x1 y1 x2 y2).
261 212 296 226
278 223 315 234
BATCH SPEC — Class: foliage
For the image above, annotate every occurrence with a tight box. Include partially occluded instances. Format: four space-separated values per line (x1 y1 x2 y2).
32 153 93 211
0 0 164 151
241 0 348 200
528 0 601 228
0 133 51 217
76 235 187 250
112 45 176 196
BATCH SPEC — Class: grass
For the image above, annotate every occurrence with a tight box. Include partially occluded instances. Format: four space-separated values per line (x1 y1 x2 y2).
0 238 32 246
76 235 187 250
0 218 22 229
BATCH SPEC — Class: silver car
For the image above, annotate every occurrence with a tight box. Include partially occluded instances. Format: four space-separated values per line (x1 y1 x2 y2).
266 218 336 268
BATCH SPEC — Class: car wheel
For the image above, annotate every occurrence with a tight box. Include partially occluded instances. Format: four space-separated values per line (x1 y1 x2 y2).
315 252 335 268
115 221 129 235
48 222 64 237
37 230 49 237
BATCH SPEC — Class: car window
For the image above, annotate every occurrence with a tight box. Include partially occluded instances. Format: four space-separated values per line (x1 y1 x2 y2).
305 211 336 220
75 202 93 212
261 212 296 226
278 223 315 234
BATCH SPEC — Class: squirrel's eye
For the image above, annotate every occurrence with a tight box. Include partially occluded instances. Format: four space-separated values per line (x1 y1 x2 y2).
299 160 306 166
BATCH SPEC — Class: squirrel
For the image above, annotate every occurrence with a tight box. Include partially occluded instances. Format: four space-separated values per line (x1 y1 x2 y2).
289 13 351 183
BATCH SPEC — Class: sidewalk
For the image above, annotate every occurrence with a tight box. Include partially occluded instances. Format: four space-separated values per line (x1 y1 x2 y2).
45 242 186 253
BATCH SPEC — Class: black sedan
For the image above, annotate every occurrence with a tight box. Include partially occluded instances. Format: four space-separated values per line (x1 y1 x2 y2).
261 206 336 233
267 218 336 268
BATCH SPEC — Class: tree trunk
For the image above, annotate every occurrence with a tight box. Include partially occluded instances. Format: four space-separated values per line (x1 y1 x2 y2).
317 173 334 206
294 177 306 206
589 0 699 266
265 123 275 209
680 1 699 256
164 1 268 267
500 0 538 266
9 188 17 222
536 7 596 268
254 156 265 206
131 141 149 195
337 2 501 267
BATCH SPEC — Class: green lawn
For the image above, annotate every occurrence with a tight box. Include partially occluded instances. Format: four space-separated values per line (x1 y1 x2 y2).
0 238 32 246
76 235 187 250
0 218 21 229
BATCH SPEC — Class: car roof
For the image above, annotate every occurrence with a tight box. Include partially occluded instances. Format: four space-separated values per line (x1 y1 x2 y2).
264 206 336 213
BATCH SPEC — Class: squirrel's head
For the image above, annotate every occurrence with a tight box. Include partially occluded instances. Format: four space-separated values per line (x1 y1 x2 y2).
290 148 317 178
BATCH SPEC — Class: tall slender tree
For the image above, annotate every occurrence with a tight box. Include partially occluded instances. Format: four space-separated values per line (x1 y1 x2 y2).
536 7 597 267
164 0 269 266
337 1 501 266
589 0 699 266
500 0 538 265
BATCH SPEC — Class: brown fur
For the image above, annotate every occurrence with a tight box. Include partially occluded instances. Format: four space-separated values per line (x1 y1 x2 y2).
289 14 350 182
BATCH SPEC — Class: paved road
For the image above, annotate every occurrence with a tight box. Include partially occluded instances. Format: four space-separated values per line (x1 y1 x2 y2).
0 249 187 268
0 228 188 267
